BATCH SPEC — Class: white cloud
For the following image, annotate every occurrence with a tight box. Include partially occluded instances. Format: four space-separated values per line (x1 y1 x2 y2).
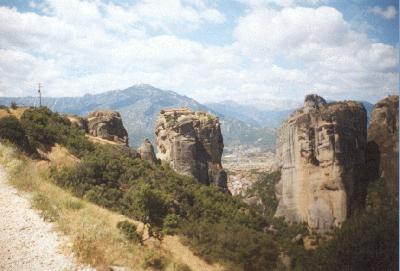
368 5 398 20
238 0 327 8
233 6 398 102
0 1 397 107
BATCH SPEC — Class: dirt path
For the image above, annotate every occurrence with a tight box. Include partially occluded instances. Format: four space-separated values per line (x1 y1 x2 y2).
0 166 91 271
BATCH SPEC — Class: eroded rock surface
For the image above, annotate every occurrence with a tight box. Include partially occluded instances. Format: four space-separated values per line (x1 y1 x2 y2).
155 108 227 189
87 110 129 145
138 138 158 164
275 95 367 232
367 95 399 201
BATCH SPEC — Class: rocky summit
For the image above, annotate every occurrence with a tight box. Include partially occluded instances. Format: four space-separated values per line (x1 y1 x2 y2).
367 95 399 201
155 108 227 190
275 94 367 232
87 110 129 145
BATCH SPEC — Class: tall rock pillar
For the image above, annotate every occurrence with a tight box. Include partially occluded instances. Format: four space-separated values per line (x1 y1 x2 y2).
155 108 227 190
275 95 367 232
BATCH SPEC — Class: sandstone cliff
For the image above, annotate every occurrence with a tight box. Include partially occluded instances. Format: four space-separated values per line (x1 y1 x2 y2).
87 110 129 145
275 95 367 232
155 108 227 189
138 138 158 164
367 95 399 201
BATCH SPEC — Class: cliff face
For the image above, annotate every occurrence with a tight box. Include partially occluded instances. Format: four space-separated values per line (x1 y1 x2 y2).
275 95 367 232
155 108 227 189
87 110 129 145
367 96 399 201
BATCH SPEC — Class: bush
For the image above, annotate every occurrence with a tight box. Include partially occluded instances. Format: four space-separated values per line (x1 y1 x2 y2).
163 214 181 234
117 220 142 244
32 192 59 221
10 101 17 110
0 116 35 154
62 198 84 210
141 251 166 270
122 183 168 233
20 107 94 156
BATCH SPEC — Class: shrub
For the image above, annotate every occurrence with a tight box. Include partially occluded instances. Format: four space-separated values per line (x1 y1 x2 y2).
117 220 142 244
32 192 59 221
63 198 84 210
20 107 94 156
10 101 17 110
141 251 166 270
122 182 168 235
0 116 35 154
163 214 181 234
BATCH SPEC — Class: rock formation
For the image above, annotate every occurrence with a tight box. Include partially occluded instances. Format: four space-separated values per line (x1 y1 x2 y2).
155 108 227 189
366 95 399 201
275 95 367 232
87 110 129 145
138 138 158 164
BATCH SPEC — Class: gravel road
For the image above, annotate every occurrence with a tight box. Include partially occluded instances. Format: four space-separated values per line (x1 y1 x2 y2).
0 166 91 271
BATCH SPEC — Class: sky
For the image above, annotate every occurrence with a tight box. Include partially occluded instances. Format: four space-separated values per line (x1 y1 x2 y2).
0 0 398 108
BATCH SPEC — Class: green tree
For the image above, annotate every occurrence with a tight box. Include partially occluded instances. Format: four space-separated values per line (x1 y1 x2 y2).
122 182 168 236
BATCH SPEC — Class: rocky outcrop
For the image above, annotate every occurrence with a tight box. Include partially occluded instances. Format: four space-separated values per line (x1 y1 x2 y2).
66 115 88 132
367 95 399 201
155 108 227 189
87 110 129 145
138 138 158 164
275 95 367 232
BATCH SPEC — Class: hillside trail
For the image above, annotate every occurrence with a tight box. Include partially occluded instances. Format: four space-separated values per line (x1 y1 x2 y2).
0 166 92 271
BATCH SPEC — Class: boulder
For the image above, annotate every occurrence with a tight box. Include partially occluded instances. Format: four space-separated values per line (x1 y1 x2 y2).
155 108 227 190
138 138 158 164
87 110 129 145
366 95 399 201
275 95 367 232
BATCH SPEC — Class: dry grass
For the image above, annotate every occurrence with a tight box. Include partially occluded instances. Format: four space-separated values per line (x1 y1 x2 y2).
86 135 125 146
0 107 27 120
0 143 224 271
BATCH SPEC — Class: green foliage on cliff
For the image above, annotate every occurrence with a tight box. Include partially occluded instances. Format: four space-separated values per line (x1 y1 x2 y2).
246 171 280 218
53 144 279 270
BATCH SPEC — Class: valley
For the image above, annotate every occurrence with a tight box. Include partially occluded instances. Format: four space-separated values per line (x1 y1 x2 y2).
0 92 397 271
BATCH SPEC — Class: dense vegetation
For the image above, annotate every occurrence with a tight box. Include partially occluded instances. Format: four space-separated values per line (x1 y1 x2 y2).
20 107 94 157
53 144 280 270
0 106 94 157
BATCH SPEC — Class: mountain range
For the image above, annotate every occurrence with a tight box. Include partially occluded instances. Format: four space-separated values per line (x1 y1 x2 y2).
0 84 374 150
